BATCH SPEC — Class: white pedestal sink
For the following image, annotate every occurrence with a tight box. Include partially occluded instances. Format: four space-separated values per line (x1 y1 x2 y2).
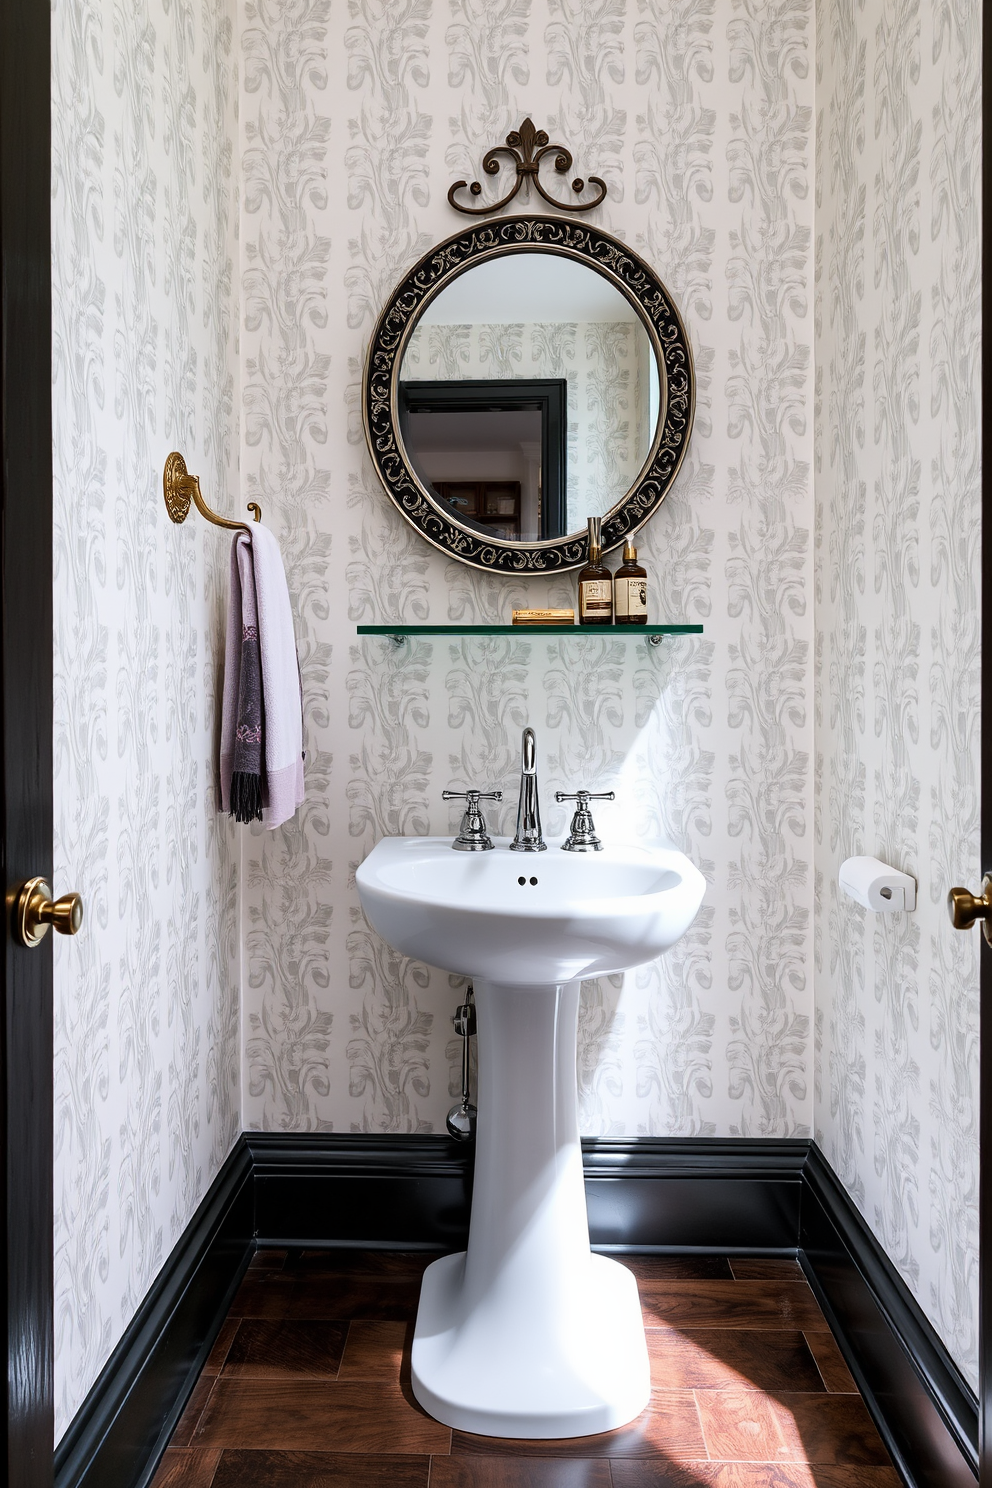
356 837 705 1439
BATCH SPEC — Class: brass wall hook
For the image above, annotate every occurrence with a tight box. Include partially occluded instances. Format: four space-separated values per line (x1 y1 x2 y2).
163 452 261 531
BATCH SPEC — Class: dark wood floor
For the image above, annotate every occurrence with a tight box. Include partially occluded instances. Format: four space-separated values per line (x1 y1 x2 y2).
151 1248 901 1488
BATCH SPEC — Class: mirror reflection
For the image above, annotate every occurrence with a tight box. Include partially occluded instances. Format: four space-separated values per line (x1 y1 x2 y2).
398 252 662 542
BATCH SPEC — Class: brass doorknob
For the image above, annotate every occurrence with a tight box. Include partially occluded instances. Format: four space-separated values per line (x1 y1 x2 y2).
948 876 992 942
11 877 84 948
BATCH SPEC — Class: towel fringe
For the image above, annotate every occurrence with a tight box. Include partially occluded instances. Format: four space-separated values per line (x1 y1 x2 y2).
230 771 263 824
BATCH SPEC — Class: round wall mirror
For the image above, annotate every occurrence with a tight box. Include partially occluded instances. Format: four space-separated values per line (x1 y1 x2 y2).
364 218 694 574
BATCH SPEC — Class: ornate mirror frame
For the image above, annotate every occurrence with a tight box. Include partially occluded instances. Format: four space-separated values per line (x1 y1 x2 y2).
363 215 695 574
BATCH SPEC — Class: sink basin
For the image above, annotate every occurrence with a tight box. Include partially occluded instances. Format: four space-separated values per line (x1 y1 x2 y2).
356 836 705 985
356 835 706 1440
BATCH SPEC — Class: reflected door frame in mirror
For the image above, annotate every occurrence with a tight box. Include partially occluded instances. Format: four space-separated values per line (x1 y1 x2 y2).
398 378 568 541
363 216 695 575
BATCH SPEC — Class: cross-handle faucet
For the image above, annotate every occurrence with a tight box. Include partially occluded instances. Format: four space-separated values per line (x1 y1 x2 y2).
510 727 547 852
555 789 616 852
443 789 503 851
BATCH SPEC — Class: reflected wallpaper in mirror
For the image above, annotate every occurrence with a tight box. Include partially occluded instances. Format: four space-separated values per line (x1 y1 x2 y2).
399 252 661 540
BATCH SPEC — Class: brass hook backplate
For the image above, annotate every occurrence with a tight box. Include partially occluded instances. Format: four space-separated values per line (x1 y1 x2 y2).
947 875 992 944
163 451 193 523
164 452 261 531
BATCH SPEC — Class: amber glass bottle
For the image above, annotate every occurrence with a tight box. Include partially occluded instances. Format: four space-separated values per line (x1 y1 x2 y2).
577 516 613 625
613 539 648 625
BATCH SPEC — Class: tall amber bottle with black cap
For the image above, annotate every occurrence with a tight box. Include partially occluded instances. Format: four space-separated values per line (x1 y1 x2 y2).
577 516 613 625
613 539 648 625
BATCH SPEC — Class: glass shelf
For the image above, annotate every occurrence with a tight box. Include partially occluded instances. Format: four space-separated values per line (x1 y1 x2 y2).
357 623 703 647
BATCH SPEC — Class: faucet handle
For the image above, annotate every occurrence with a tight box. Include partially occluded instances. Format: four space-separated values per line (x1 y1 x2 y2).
443 789 503 852
443 790 503 802
555 789 615 853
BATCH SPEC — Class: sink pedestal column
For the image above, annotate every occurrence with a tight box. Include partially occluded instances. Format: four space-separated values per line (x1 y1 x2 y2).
411 977 650 1438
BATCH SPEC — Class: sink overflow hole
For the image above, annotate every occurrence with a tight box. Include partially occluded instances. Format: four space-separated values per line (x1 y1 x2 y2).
530 877 538 886
517 876 540 887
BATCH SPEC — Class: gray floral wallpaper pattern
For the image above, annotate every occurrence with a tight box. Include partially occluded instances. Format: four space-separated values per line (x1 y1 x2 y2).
51 0 980 1433
51 0 241 1439
239 0 816 1146
814 0 981 1389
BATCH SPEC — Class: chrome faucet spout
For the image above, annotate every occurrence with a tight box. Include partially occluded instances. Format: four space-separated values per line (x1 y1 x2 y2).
510 727 547 852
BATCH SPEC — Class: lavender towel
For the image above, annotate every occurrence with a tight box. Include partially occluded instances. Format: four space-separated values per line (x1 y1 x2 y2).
220 525 304 829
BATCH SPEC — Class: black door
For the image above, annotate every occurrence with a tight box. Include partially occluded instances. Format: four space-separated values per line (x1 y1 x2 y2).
1 0 55 1481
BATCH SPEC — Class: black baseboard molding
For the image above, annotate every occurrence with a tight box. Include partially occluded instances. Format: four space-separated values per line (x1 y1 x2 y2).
583 1136 806 1250
246 1133 808 1252
54 1137 254 1488
55 1133 978 1488
800 1143 978 1488
247 1132 474 1250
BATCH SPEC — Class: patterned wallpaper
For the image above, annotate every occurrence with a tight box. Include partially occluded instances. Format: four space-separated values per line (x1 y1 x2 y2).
238 0 816 1142
51 0 241 1439
49 0 980 1436
814 0 981 1391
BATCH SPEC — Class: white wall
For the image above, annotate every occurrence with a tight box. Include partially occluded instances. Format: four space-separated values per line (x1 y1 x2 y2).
51 0 241 1439
814 0 981 1389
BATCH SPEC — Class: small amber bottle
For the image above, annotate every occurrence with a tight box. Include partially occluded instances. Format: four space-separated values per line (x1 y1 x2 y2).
613 539 648 625
577 516 613 626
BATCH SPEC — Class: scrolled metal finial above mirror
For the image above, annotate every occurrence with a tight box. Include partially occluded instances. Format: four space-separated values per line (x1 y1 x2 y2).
363 215 695 575
447 117 608 218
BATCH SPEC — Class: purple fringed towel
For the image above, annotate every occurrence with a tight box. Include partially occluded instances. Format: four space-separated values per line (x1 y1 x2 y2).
220 525 304 829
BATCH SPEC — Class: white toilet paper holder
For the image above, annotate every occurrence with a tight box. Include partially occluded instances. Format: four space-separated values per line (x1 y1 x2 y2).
839 856 917 913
